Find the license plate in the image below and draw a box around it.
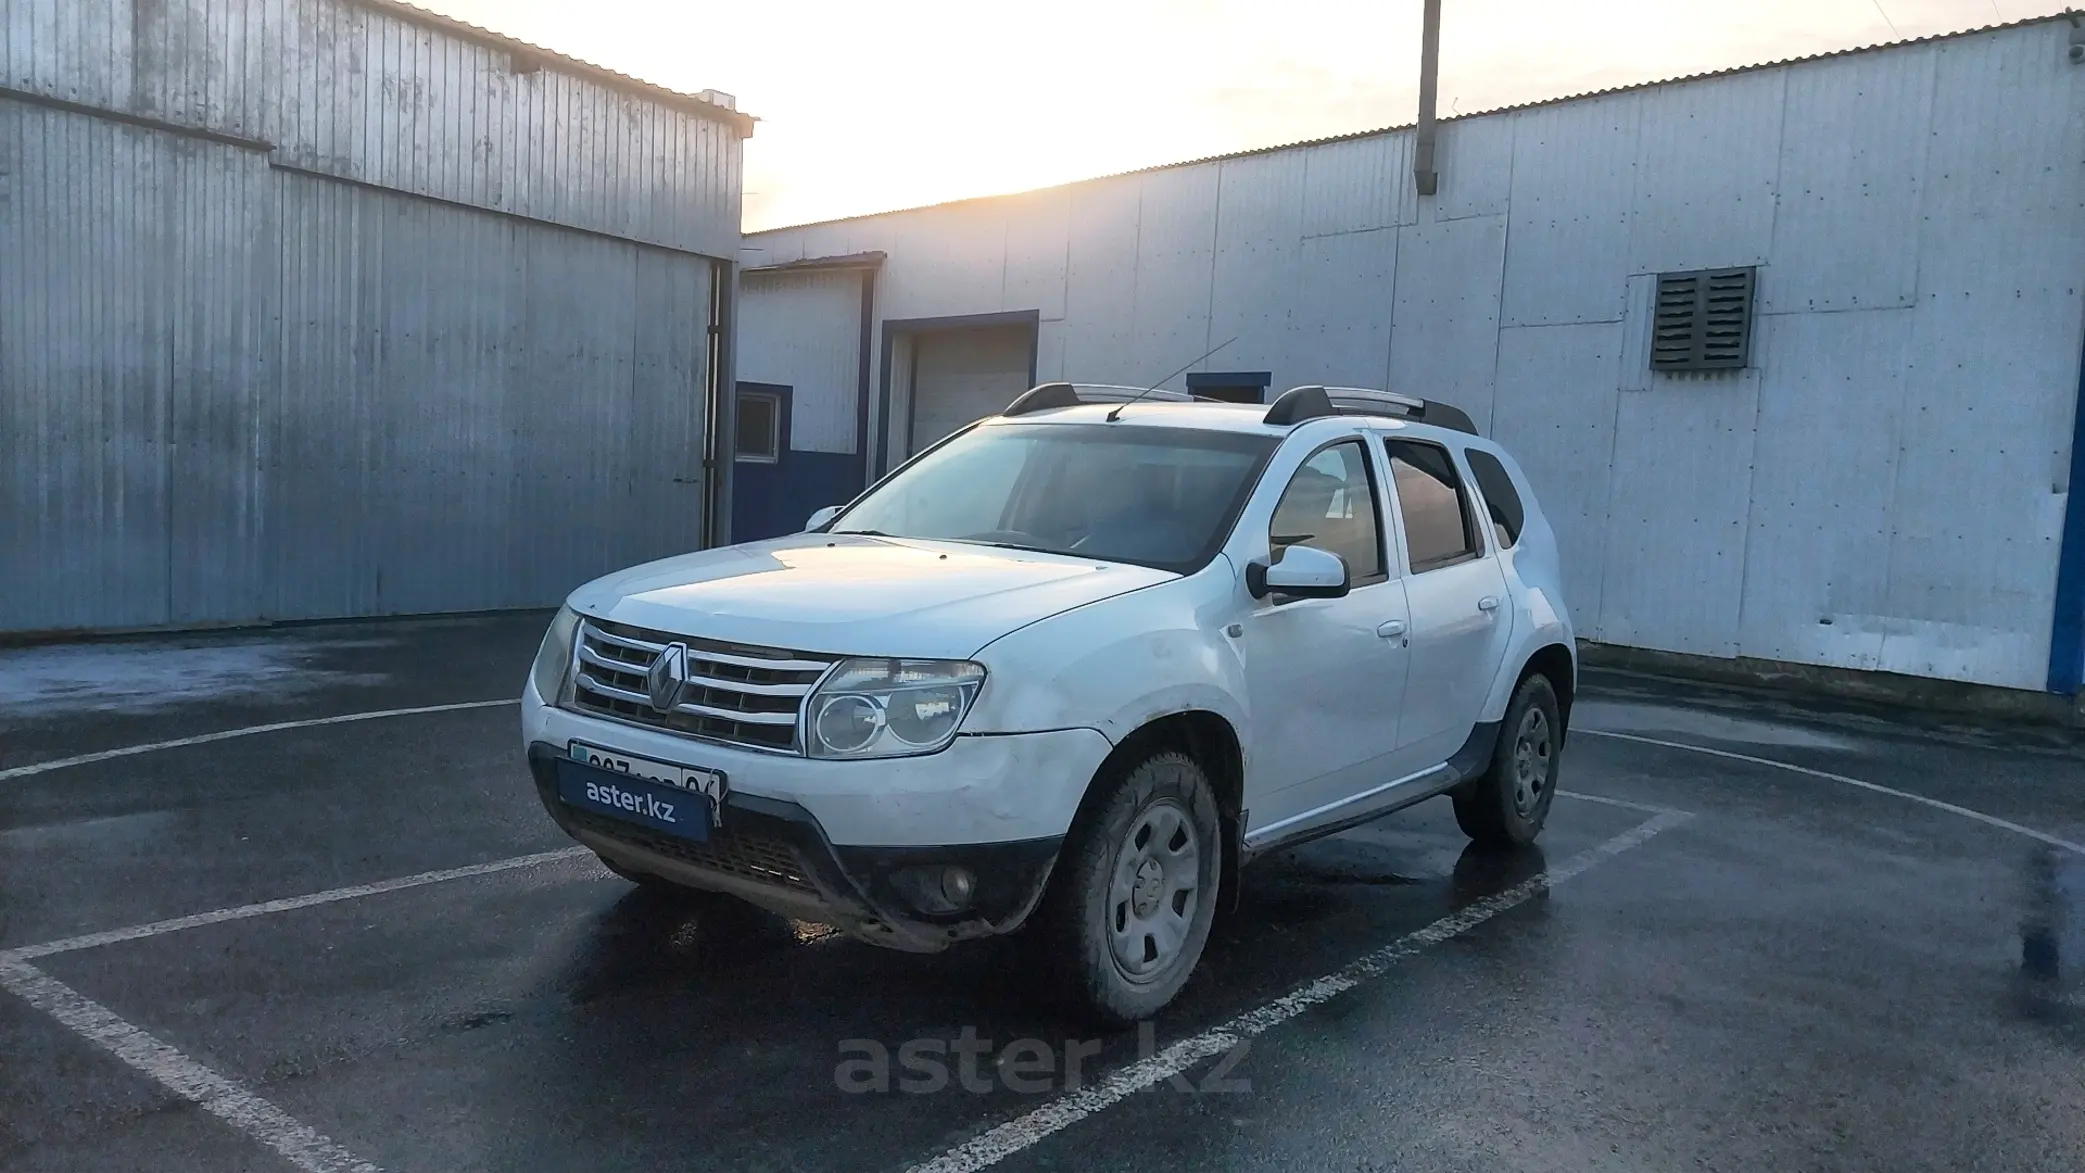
[565,742,727,822]
[556,760,712,842]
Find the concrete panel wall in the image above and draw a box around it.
[743,19,2085,690]
[1738,308,1912,669]
[1058,179,1147,386]
[1287,228,1395,389]
[1208,153,1307,381]
[1490,322,1624,628]
[1128,167,1220,379]
[1762,46,1933,313]
[1389,214,1507,431]
[1500,93,1637,329]
[1872,28,2085,685]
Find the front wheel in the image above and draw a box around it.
[1031,750,1222,1028]
[1453,674,1562,848]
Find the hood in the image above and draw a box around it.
[566,533,1175,659]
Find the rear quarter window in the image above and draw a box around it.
[1464,449,1525,549]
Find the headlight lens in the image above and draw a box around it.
[813,694,884,753]
[805,659,986,758]
[529,605,581,703]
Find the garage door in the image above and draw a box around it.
[907,324,1036,457]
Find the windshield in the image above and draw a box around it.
[830,423,1279,572]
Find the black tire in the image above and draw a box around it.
[1453,673,1563,849]
[1031,750,1223,1028]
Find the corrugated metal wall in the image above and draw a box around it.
[272,171,711,620]
[743,19,2085,692]
[1,100,274,630]
[0,0,739,257]
[1,0,737,633]
[738,270,863,454]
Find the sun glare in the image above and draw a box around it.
[412,0,2035,230]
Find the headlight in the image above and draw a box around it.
[805,659,986,758]
[529,605,581,703]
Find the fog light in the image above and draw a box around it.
[940,866,976,907]
[891,864,978,915]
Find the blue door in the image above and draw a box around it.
[730,383,863,543]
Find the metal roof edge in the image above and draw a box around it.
[744,250,889,273]
[747,11,2069,235]
[352,0,757,136]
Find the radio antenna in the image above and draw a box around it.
[1106,336,1238,421]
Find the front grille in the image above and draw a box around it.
[567,618,832,752]
[568,809,818,894]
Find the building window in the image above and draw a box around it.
[1651,266,1756,372]
[1463,449,1524,550]
[1383,439,1480,573]
[735,389,781,463]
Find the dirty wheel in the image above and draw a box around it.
[1033,750,1222,1028]
[1454,673,1562,848]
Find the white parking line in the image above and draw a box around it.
[1579,728,2085,858]
[905,809,1690,1173]
[1557,789,1687,816]
[0,845,600,1173]
[0,704,1688,1173]
[0,698,520,783]
[1,846,595,963]
[1,960,381,1173]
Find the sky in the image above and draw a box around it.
[413,0,2051,232]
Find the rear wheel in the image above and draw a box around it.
[1032,750,1222,1028]
[1453,674,1562,848]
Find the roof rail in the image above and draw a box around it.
[1003,382,1199,416]
[1262,385,1479,435]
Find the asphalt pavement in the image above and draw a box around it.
[2,613,2081,1173]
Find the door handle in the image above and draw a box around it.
[1377,619,1407,639]
[1477,596,1500,613]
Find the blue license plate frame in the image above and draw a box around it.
[555,758,713,842]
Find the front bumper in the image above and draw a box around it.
[521,681,1116,949]
[527,744,1062,951]
[523,685,1110,846]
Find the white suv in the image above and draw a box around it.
[522,383,1576,1024]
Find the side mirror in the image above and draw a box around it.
[1246,545,1350,601]
[804,505,843,532]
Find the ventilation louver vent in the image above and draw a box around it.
[1650,267,1756,373]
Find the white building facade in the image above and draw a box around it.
[739,16,2085,697]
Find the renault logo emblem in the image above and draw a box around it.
[647,643,689,712]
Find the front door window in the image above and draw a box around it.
[1268,440,1386,584]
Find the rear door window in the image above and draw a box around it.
[1382,438,1481,573]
